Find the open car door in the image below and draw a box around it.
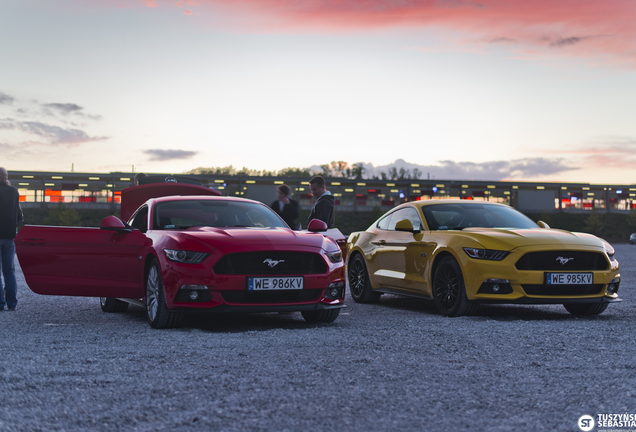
[16,219,149,298]
[120,182,222,222]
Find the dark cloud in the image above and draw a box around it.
[143,149,198,161]
[438,0,485,8]
[0,119,108,145]
[549,36,590,48]
[491,37,516,44]
[42,103,83,115]
[355,158,575,181]
[0,92,15,105]
[38,102,101,120]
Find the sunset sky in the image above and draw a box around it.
[1,0,635,184]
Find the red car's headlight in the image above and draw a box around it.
[164,249,209,264]
[326,250,343,263]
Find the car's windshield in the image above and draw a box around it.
[422,203,539,230]
[153,200,288,230]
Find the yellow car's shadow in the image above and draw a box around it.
[367,294,617,321]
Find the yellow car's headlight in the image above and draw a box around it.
[602,241,616,261]
[463,248,508,261]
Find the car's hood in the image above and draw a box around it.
[458,228,606,251]
[155,227,333,252]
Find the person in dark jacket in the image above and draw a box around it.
[0,167,24,311]
[307,175,335,228]
[270,184,300,230]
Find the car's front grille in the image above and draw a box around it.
[214,252,327,275]
[221,289,322,304]
[521,284,604,296]
[515,251,608,271]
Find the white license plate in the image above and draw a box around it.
[247,277,304,290]
[546,272,593,285]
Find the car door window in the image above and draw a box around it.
[386,207,423,231]
[377,213,392,230]
[130,206,149,233]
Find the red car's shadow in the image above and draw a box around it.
[125,304,343,332]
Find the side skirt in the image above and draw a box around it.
[375,288,433,301]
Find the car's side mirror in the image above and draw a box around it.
[395,219,420,233]
[537,220,550,229]
[307,219,328,232]
[100,215,133,232]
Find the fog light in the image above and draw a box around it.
[478,279,513,295]
[189,291,199,300]
[607,278,620,294]
[325,281,345,299]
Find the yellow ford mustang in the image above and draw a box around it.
[346,200,621,317]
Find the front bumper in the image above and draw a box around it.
[470,296,622,305]
[171,301,346,314]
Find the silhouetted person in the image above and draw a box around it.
[270,184,300,230]
[134,172,148,186]
[307,175,335,228]
[0,167,23,311]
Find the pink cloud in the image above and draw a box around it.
[191,0,636,67]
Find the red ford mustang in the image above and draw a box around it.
[16,183,346,328]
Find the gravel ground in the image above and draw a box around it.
[1,245,635,432]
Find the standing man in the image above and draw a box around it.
[307,175,335,228]
[270,184,300,230]
[0,167,23,311]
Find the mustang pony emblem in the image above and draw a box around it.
[555,256,574,265]
[263,259,285,268]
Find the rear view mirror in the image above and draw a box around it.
[395,219,419,233]
[100,216,132,232]
[307,219,328,232]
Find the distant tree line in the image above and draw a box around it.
[186,161,422,181]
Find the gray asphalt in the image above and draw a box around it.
[1,245,635,432]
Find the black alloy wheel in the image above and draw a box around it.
[348,254,381,304]
[432,256,475,317]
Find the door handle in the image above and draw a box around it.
[372,240,386,245]
[20,238,46,245]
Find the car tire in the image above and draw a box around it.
[433,255,475,317]
[563,303,609,316]
[100,297,129,312]
[301,308,341,323]
[348,253,381,304]
[146,259,183,329]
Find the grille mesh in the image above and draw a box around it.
[515,251,608,271]
[214,252,327,275]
